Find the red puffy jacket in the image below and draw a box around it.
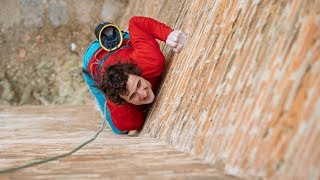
[87,16,173,131]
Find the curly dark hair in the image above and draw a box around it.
[95,61,142,105]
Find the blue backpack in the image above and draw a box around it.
[82,23,130,134]
[83,22,130,81]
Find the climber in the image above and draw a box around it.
[83,16,186,134]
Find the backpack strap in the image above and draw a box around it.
[83,40,100,80]
[82,68,94,79]
[97,45,132,77]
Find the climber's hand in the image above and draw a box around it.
[166,30,187,53]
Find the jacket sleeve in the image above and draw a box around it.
[129,16,173,42]
[129,16,173,75]
[108,102,145,131]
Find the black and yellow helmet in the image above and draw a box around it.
[94,22,123,51]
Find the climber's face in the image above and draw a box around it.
[120,74,155,105]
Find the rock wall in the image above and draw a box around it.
[1,0,319,179]
[120,0,319,179]
[0,105,237,179]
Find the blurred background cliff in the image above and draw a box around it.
[0,0,129,105]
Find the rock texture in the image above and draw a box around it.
[0,0,319,179]
[0,106,237,180]
[119,0,319,179]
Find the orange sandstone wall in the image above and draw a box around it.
[121,0,319,179]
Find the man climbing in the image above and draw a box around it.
[83,16,186,134]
